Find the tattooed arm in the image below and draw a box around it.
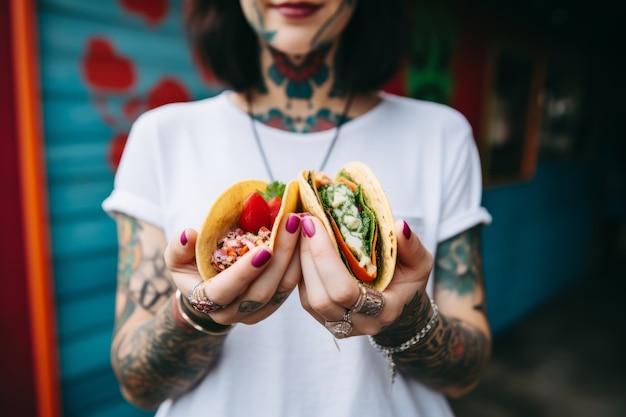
[372,225,491,398]
[111,214,227,410]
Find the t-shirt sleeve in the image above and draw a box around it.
[437,113,492,242]
[102,112,164,228]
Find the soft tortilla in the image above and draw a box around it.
[196,179,300,280]
[298,161,396,291]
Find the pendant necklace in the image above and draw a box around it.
[246,91,355,182]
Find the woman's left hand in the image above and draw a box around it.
[298,215,433,337]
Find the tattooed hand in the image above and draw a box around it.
[373,225,492,398]
[165,214,302,327]
[299,217,433,338]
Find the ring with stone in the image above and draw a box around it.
[324,309,353,339]
[188,280,228,314]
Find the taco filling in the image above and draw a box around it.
[212,227,271,272]
[314,172,380,283]
[208,181,286,272]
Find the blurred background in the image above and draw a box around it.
[1,0,624,416]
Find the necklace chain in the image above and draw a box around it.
[246,92,355,182]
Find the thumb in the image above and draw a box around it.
[164,228,198,271]
[395,219,433,278]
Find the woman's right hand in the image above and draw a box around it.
[164,213,303,326]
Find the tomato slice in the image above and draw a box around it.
[267,196,282,226]
[240,192,271,233]
[327,209,377,283]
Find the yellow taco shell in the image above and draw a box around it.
[196,179,299,280]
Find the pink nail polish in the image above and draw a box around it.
[301,217,316,238]
[252,249,272,267]
[286,214,300,234]
[180,230,188,245]
[402,220,411,240]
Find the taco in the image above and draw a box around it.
[196,180,300,280]
[298,161,396,292]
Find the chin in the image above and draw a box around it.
[270,43,311,56]
[268,30,325,56]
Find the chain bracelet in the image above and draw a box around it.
[368,299,439,383]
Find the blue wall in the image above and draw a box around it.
[482,161,596,333]
[38,0,219,416]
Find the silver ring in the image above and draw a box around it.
[188,281,228,314]
[351,285,385,317]
[324,309,353,339]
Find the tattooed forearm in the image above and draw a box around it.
[435,225,487,311]
[372,226,490,393]
[372,291,490,392]
[375,295,489,388]
[373,291,432,346]
[112,214,225,409]
[114,215,175,332]
[133,250,173,311]
[114,215,142,334]
[392,315,490,391]
[113,299,226,410]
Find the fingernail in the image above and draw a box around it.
[180,230,188,245]
[301,217,316,238]
[402,220,412,240]
[286,214,301,233]
[252,249,272,267]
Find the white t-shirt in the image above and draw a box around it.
[103,91,491,417]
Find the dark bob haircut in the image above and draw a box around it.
[184,0,410,94]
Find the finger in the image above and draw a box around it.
[254,243,302,313]
[300,218,381,336]
[299,232,332,319]
[238,253,302,324]
[164,228,201,291]
[279,238,303,291]
[297,275,326,325]
[227,213,302,314]
[299,215,360,318]
[299,216,336,320]
[193,213,302,323]
[395,219,433,281]
[301,215,361,307]
[372,220,432,325]
[201,244,273,306]
[254,213,302,291]
[164,228,196,269]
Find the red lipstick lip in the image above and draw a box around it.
[272,2,322,19]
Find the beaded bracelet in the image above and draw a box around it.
[368,299,439,384]
[175,289,234,336]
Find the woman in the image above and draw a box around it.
[102,0,493,415]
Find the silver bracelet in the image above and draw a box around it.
[175,289,234,336]
[368,299,439,384]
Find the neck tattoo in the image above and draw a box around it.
[268,45,331,105]
[246,92,355,182]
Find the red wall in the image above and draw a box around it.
[0,2,37,416]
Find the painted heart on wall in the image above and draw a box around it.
[119,0,168,25]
